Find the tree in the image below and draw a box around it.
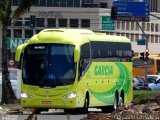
[0,0,35,104]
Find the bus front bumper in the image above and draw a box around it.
[21,94,83,109]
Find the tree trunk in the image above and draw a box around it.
[1,0,17,104]
[1,25,17,104]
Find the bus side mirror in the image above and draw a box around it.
[74,47,80,63]
[15,44,25,62]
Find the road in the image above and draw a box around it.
[0,108,102,120]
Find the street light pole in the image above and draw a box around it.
[134,18,148,82]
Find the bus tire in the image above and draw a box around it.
[101,93,118,113]
[113,93,118,111]
[35,108,42,114]
[81,97,89,114]
[118,96,124,107]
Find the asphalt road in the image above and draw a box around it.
[0,108,102,120]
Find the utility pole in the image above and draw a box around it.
[134,18,148,82]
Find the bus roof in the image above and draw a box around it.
[88,34,130,43]
[27,28,131,46]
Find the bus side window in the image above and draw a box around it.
[79,58,90,79]
[79,42,91,80]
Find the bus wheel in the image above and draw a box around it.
[35,108,42,114]
[119,96,124,107]
[113,94,118,111]
[80,97,88,114]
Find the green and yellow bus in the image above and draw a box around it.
[15,28,133,114]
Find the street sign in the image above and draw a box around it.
[7,37,28,49]
[112,1,149,21]
[101,16,115,30]
[9,60,14,66]
[133,59,154,68]
[116,16,149,21]
[137,39,145,45]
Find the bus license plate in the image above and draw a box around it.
[42,100,51,104]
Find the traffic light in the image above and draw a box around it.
[30,15,36,28]
[145,49,149,60]
[140,52,145,60]
[111,6,117,20]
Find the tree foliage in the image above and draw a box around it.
[0,0,35,104]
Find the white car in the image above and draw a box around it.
[147,75,160,91]
[133,77,149,90]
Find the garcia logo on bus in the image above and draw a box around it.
[94,65,113,75]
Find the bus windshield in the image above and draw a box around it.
[22,44,76,88]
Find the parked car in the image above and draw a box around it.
[147,75,160,91]
[133,77,149,90]
[147,75,158,83]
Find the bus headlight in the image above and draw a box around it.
[64,91,76,98]
[21,92,32,98]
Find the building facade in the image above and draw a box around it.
[1,0,160,67]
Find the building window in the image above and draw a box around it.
[126,22,130,30]
[147,23,150,31]
[155,35,158,43]
[67,0,73,7]
[25,18,30,26]
[135,34,139,41]
[7,29,11,37]
[54,0,60,6]
[151,35,154,43]
[126,33,129,38]
[33,0,40,6]
[131,34,134,42]
[116,32,120,36]
[25,29,33,38]
[121,21,125,30]
[136,23,139,31]
[47,0,53,6]
[74,0,80,7]
[121,33,125,36]
[36,30,42,34]
[151,23,154,32]
[70,19,78,27]
[82,0,93,3]
[81,19,90,28]
[117,21,120,29]
[59,18,67,27]
[40,0,46,6]
[13,29,22,38]
[12,0,19,6]
[60,0,66,7]
[109,32,114,35]
[7,19,11,26]
[155,24,159,32]
[36,18,45,27]
[47,18,56,27]
[14,18,22,26]
[142,22,146,31]
[131,22,134,30]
